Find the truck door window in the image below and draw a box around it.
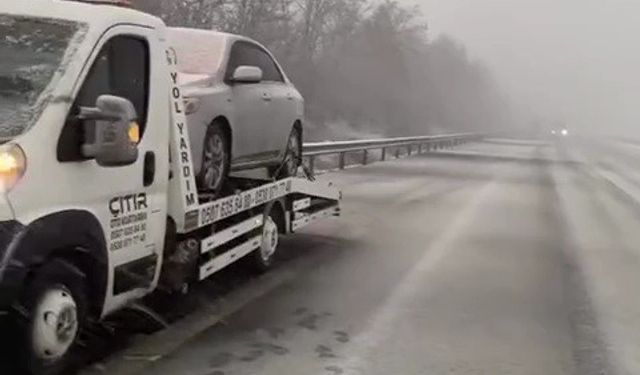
[58,35,150,162]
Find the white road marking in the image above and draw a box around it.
[329,177,498,375]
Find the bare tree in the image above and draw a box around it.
[132,0,510,139]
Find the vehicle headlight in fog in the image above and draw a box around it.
[551,130,556,135]
[0,143,26,192]
[561,129,569,136]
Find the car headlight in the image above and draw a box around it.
[184,97,201,115]
[0,144,26,192]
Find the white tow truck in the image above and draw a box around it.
[0,2,340,374]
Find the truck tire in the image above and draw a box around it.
[199,121,230,195]
[17,259,88,375]
[273,126,302,179]
[250,211,281,272]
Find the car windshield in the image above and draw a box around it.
[167,28,226,80]
[0,15,86,140]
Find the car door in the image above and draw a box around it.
[225,41,273,166]
[252,46,295,160]
[53,27,168,315]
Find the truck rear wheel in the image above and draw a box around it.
[250,212,281,272]
[17,259,87,375]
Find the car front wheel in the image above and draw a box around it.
[199,122,230,195]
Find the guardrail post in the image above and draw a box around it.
[381,147,386,161]
[395,148,400,158]
[339,152,346,170]
[308,156,315,174]
[362,150,368,165]
[407,145,412,156]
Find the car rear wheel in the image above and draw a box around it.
[275,126,302,178]
[199,122,230,195]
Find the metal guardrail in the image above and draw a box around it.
[302,133,482,173]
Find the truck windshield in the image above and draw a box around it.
[0,15,86,139]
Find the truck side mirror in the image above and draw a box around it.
[79,95,140,167]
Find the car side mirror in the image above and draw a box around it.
[231,66,263,84]
[78,95,139,167]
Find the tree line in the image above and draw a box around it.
[133,0,510,140]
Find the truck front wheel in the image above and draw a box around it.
[18,259,87,375]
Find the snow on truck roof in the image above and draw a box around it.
[1,0,164,30]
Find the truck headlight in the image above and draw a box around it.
[0,144,26,192]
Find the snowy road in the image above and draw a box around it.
[85,138,640,375]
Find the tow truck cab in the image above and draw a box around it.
[0,2,173,317]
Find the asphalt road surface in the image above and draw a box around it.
[89,138,640,375]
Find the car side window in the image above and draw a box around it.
[253,47,284,83]
[226,42,253,81]
[58,35,150,162]
[226,41,284,83]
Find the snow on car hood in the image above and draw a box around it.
[177,72,213,86]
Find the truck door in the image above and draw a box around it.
[55,26,169,315]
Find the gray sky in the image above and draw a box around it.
[403,0,640,134]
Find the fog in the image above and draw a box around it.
[134,0,511,140]
[405,0,640,136]
[133,0,640,139]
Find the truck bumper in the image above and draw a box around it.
[0,221,26,311]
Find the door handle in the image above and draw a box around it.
[262,92,272,102]
[286,92,294,101]
[144,151,155,187]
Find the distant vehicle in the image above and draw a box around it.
[167,28,305,194]
[550,128,569,137]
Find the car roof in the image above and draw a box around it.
[167,27,267,48]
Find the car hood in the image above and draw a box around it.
[178,72,213,86]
